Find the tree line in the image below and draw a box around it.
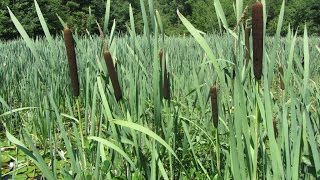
[0,0,319,40]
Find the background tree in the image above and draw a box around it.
[0,0,319,40]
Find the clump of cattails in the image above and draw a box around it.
[159,49,170,100]
[63,26,80,97]
[278,65,285,90]
[103,48,122,101]
[252,1,263,80]
[210,86,218,128]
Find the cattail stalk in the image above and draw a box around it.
[210,86,218,128]
[103,48,122,101]
[64,26,87,167]
[252,1,263,80]
[64,26,80,97]
[159,49,170,100]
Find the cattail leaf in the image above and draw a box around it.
[177,10,225,89]
[97,76,113,120]
[0,107,38,117]
[282,106,292,178]
[103,0,111,34]
[126,44,148,77]
[262,80,284,179]
[156,10,164,41]
[302,25,310,101]
[292,126,302,180]
[286,31,298,88]
[22,131,55,180]
[148,0,155,31]
[6,129,55,180]
[34,0,54,47]
[129,4,136,36]
[7,7,40,61]
[139,0,149,35]
[267,0,285,86]
[276,0,285,37]
[235,0,243,22]
[61,113,79,123]
[156,151,170,180]
[48,93,79,173]
[213,0,229,29]
[305,110,320,176]
[111,120,182,164]
[109,19,116,47]
[56,13,66,28]
[181,121,210,179]
[88,136,135,168]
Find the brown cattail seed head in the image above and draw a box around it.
[163,72,170,100]
[64,26,80,97]
[159,49,170,100]
[252,1,263,80]
[245,27,251,66]
[273,118,278,138]
[159,48,163,68]
[278,66,285,90]
[103,48,122,101]
[210,86,218,128]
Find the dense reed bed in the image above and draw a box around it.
[1,0,320,179]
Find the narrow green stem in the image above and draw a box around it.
[216,129,221,178]
[76,98,87,169]
[252,81,260,180]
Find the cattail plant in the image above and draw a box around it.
[210,86,218,128]
[252,1,263,80]
[63,26,80,97]
[251,3,264,177]
[103,48,122,101]
[159,49,170,100]
[64,26,86,165]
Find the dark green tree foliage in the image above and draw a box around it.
[109,0,130,33]
[0,0,61,39]
[0,0,319,40]
[290,0,320,35]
